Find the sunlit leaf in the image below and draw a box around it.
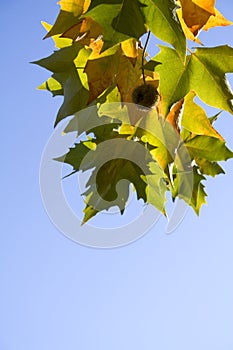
[154,45,233,116]
[204,8,233,31]
[142,0,186,61]
[84,0,147,51]
[195,158,225,177]
[182,91,224,140]
[44,0,91,39]
[185,136,233,162]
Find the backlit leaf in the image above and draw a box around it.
[141,0,186,61]
[44,0,91,39]
[84,0,147,51]
[182,91,224,140]
[154,45,233,116]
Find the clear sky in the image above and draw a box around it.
[1,1,233,349]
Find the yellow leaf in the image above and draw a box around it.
[117,53,142,103]
[182,91,225,141]
[204,9,233,31]
[121,39,138,59]
[58,0,91,16]
[176,7,202,43]
[41,21,72,48]
[89,38,104,54]
[192,0,215,15]
[179,0,213,36]
[61,17,102,45]
[84,48,121,103]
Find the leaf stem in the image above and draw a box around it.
[142,30,151,84]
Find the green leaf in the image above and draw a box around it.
[154,45,233,116]
[189,166,207,215]
[195,158,225,177]
[81,133,150,224]
[41,21,72,49]
[154,46,189,116]
[54,69,89,126]
[141,161,167,214]
[32,43,82,73]
[85,0,147,51]
[82,158,148,223]
[143,60,161,71]
[185,136,233,162]
[55,140,96,172]
[141,0,186,61]
[64,105,122,138]
[33,43,91,125]
[172,165,207,215]
[189,45,233,114]
[44,11,82,39]
[136,110,180,169]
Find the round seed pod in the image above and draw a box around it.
[132,83,159,108]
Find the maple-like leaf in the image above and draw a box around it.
[179,0,215,37]
[154,45,233,116]
[41,21,73,49]
[142,0,186,61]
[172,159,206,215]
[33,43,91,125]
[181,91,224,140]
[135,110,180,170]
[60,17,103,47]
[142,161,167,214]
[36,0,233,223]
[82,157,149,223]
[177,0,232,41]
[195,158,225,177]
[84,46,121,103]
[204,8,233,31]
[55,140,96,173]
[44,0,91,39]
[81,137,153,223]
[185,136,233,162]
[37,76,63,97]
[84,0,147,51]
[188,166,207,215]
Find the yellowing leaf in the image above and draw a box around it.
[166,99,184,134]
[179,0,213,36]
[37,76,63,97]
[84,0,147,52]
[182,91,224,141]
[41,21,72,48]
[84,48,121,103]
[60,17,102,45]
[58,0,91,16]
[192,0,215,15]
[204,9,233,31]
[121,39,138,59]
[176,7,202,44]
[44,0,91,39]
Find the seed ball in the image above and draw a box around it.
[132,83,159,108]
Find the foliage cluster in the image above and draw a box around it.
[35,0,233,223]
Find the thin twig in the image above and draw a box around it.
[142,30,151,84]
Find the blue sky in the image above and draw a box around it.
[1,1,233,349]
